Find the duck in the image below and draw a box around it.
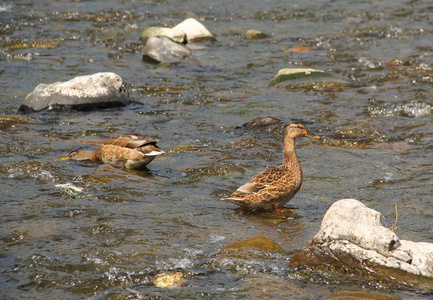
[221,121,319,211]
[68,134,164,169]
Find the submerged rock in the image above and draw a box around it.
[142,37,198,64]
[140,18,214,43]
[270,68,352,88]
[290,199,433,289]
[239,275,314,299]
[223,235,285,254]
[241,115,282,130]
[244,29,269,39]
[18,72,130,113]
[325,291,396,300]
[0,115,36,131]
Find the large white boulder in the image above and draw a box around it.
[291,199,433,287]
[19,72,130,113]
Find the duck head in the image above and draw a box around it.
[284,121,320,140]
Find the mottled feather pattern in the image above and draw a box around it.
[103,134,159,149]
[222,122,319,211]
[69,134,164,169]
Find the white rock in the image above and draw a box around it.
[309,199,433,278]
[19,72,129,113]
[172,18,214,42]
[313,199,400,253]
[399,240,433,277]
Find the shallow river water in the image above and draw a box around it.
[1,0,432,299]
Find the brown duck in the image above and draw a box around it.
[69,134,164,169]
[222,122,319,211]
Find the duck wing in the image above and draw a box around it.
[233,166,287,195]
[103,134,160,149]
[235,181,268,194]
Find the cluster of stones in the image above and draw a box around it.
[16,17,433,291]
[18,18,353,113]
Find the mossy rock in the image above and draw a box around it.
[222,235,285,253]
[270,68,352,88]
[244,29,270,39]
[139,27,186,43]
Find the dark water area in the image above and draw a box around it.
[1,0,432,298]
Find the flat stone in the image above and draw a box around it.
[222,235,285,253]
[18,72,130,113]
[270,68,352,88]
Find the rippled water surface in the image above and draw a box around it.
[1,0,432,298]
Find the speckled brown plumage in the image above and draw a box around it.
[69,134,164,169]
[222,122,319,211]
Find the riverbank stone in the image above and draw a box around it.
[140,18,214,43]
[290,199,433,289]
[18,72,130,113]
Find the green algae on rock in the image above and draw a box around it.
[244,29,270,39]
[140,18,214,43]
[270,68,352,88]
[222,235,285,254]
[140,27,187,43]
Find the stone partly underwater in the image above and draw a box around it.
[290,199,433,290]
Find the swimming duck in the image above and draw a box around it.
[221,121,319,211]
[69,134,164,169]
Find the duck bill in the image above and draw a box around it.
[306,131,320,139]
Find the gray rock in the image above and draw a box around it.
[290,199,433,287]
[142,37,198,64]
[241,116,282,130]
[18,72,130,113]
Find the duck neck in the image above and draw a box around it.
[282,138,301,170]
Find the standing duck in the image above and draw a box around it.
[222,121,319,211]
[69,134,164,169]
